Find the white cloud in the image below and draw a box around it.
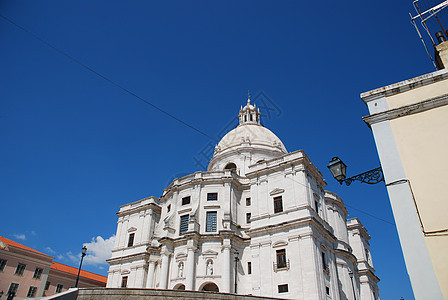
[13,234,26,241]
[45,247,56,255]
[83,235,115,266]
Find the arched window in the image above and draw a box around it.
[224,162,237,171]
[200,282,219,292]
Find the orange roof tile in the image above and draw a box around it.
[0,236,51,257]
[51,262,107,283]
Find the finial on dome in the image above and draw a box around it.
[247,90,251,104]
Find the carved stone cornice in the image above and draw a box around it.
[363,93,448,126]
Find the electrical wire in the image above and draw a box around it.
[0,13,395,227]
[0,13,218,143]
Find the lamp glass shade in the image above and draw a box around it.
[82,246,87,255]
[328,157,347,181]
[234,251,239,259]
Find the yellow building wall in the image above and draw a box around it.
[388,99,448,299]
[386,79,448,109]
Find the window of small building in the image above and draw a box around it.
[180,215,189,234]
[33,267,43,279]
[206,212,217,232]
[121,277,128,288]
[182,196,191,205]
[44,281,51,291]
[246,213,251,224]
[0,259,7,272]
[167,204,171,212]
[278,284,288,293]
[276,249,287,268]
[15,263,26,276]
[56,284,64,293]
[27,286,38,298]
[127,233,135,247]
[326,286,330,295]
[8,283,19,296]
[273,196,283,213]
[207,193,218,201]
[247,262,252,274]
[246,197,251,206]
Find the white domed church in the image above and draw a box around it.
[106,99,380,300]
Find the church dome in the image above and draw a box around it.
[208,98,287,175]
[217,123,287,154]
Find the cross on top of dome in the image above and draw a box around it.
[238,95,261,126]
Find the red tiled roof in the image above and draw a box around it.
[51,262,107,283]
[0,236,51,257]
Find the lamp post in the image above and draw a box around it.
[75,246,87,288]
[348,269,357,300]
[234,250,239,294]
[328,157,384,186]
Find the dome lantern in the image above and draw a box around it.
[238,96,261,126]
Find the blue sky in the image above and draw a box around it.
[0,1,437,298]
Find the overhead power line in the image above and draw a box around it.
[0,13,395,227]
[0,13,218,143]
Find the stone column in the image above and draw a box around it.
[185,241,197,290]
[222,243,231,293]
[159,247,171,289]
[135,265,147,288]
[146,260,156,288]
[141,210,153,243]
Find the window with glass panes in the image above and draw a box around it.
[27,286,38,298]
[56,284,63,293]
[276,249,287,268]
[206,211,217,232]
[182,196,191,205]
[15,263,26,276]
[33,267,43,279]
[127,233,135,247]
[8,283,19,296]
[274,196,283,213]
[0,259,7,272]
[180,215,189,234]
[207,193,218,201]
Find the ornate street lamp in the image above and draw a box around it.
[234,250,239,294]
[328,157,384,186]
[75,246,87,288]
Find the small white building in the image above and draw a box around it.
[106,100,380,299]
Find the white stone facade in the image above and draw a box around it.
[107,100,380,299]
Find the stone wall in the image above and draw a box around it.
[77,288,283,300]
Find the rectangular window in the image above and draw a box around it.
[206,211,217,232]
[180,215,189,234]
[278,284,288,293]
[207,193,218,201]
[326,286,330,295]
[246,197,251,206]
[182,196,191,205]
[27,286,37,298]
[247,262,252,274]
[56,284,63,293]
[15,263,26,276]
[45,281,51,291]
[322,252,328,270]
[246,213,251,224]
[274,196,283,213]
[121,276,128,288]
[0,259,7,272]
[127,233,135,247]
[8,283,19,296]
[33,267,43,279]
[315,200,319,213]
[276,249,287,268]
[167,204,171,212]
